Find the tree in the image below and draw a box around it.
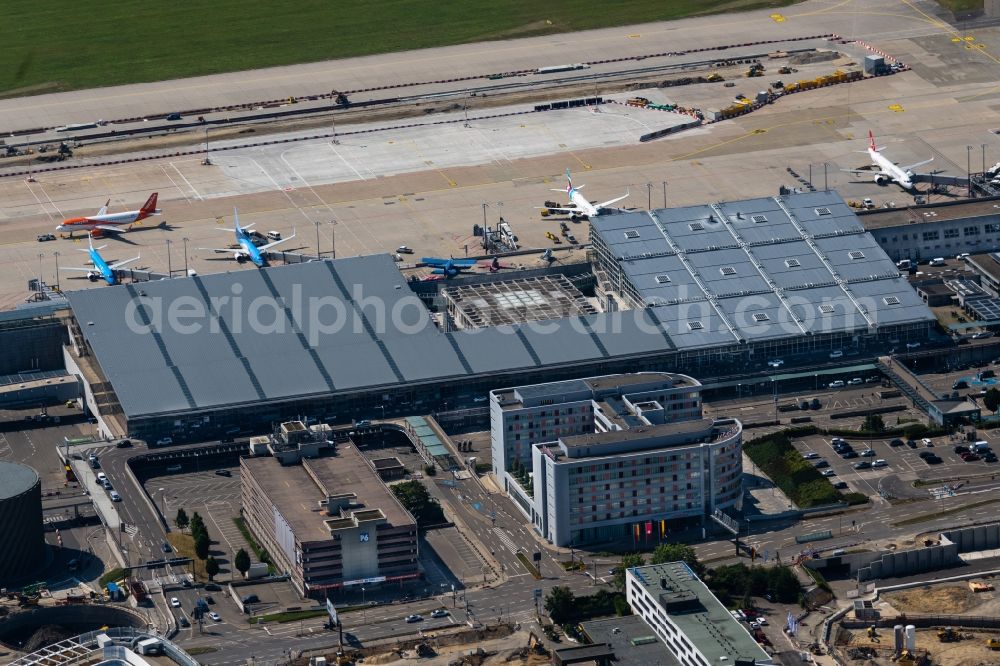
[861,413,885,432]
[650,542,702,575]
[544,586,576,625]
[424,464,437,477]
[985,387,1000,416]
[205,556,220,581]
[190,512,206,540]
[769,565,802,604]
[175,508,189,533]
[613,553,646,591]
[194,530,210,561]
[391,480,445,527]
[234,548,251,577]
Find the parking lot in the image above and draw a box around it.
[791,431,999,499]
[145,463,256,575]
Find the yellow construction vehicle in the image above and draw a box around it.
[867,626,878,639]
[937,626,960,642]
[746,63,765,77]
[706,73,723,82]
[897,649,916,663]
[987,638,1000,650]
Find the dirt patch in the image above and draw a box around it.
[883,585,978,614]
[841,627,1000,666]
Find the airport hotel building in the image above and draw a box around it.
[490,372,743,547]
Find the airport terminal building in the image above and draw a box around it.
[60,191,934,442]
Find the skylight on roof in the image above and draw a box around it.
[720,266,737,276]
[849,250,866,260]
[688,321,704,331]
[689,223,704,232]
[819,304,835,314]
[883,296,901,306]
[752,312,770,323]
[655,274,671,284]
[785,259,801,268]
[751,214,768,223]
[624,230,640,239]
[815,207,832,216]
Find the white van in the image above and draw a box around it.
[829,350,844,359]
[828,380,846,389]
[928,257,946,267]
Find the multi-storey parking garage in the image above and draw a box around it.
[60,192,935,442]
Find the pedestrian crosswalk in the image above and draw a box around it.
[492,527,518,554]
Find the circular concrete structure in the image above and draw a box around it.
[0,461,44,583]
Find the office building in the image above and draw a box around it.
[627,562,773,666]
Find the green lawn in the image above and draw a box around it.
[2,0,797,96]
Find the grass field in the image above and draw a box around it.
[2,1,797,96]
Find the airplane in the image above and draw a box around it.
[421,257,478,277]
[62,236,140,285]
[199,209,296,267]
[56,193,162,237]
[539,169,629,220]
[841,131,933,191]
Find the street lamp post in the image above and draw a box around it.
[166,239,173,278]
[158,488,166,518]
[646,182,652,210]
[967,145,973,197]
[53,251,60,290]
[37,253,44,290]
[182,238,189,276]
[314,220,321,259]
[662,180,667,208]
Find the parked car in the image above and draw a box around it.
[828,380,845,388]
[848,378,863,385]
[833,481,849,489]
[161,542,172,553]
[768,359,784,368]
[985,454,998,463]
[906,342,921,350]
[890,438,904,447]
[925,455,943,465]
[214,469,231,477]
[799,400,810,410]
[813,460,829,469]
[396,246,414,254]
[922,438,933,447]
[841,451,859,459]
[830,350,844,359]
[266,231,282,240]
[116,439,132,448]
[861,449,876,457]
[955,445,970,454]
[803,452,820,460]
[822,469,836,477]
[209,612,221,622]
[166,113,183,121]
[179,617,190,628]
[157,437,174,446]
[853,461,872,470]
[918,451,934,459]
[430,609,449,618]
[906,440,918,449]
[405,614,423,623]
[810,398,822,410]
[109,490,122,501]
[962,453,981,462]
[872,459,889,468]
[170,597,181,608]
[953,380,969,390]
[37,233,57,242]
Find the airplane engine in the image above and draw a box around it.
[874,174,889,185]
[235,253,247,264]
[87,272,99,282]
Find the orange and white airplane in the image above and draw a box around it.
[56,193,161,237]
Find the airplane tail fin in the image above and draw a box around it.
[868,130,878,153]
[140,192,158,215]
[566,168,573,194]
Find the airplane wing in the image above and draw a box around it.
[421,257,448,266]
[198,246,243,254]
[840,167,886,175]
[596,191,630,209]
[259,230,296,252]
[110,255,141,270]
[92,224,126,233]
[62,266,97,273]
[901,157,933,172]
[450,259,478,267]
[96,199,110,216]
[536,206,579,215]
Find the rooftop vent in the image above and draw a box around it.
[720,266,737,276]
[819,304,835,314]
[785,258,801,268]
[752,312,770,322]
[849,250,866,260]
[883,296,901,305]
[624,230,640,239]
[751,214,768,223]
[688,321,704,331]
[689,222,704,232]
[655,274,671,284]
[815,207,832,216]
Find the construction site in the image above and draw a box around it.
[832,577,1000,665]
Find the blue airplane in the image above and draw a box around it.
[63,236,140,285]
[421,257,478,278]
[201,208,295,267]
